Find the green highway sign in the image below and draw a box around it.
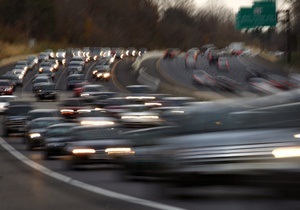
[236,0,277,30]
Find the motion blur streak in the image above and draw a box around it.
[0,138,186,210]
[272,147,300,158]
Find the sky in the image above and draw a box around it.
[194,0,288,13]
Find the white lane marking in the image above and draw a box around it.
[0,138,185,210]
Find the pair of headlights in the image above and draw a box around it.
[72,148,134,155]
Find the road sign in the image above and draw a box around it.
[236,8,254,29]
[235,0,277,30]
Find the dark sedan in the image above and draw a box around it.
[0,80,14,95]
[25,117,64,150]
[34,82,58,101]
[63,125,133,170]
[43,123,79,159]
[192,70,216,86]
[66,74,86,90]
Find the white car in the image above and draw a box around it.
[0,95,18,113]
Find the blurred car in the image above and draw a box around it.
[192,70,216,86]
[0,79,14,95]
[146,128,300,194]
[126,85,153,94]
[66,66,82,76]
[163,48,180,59]
[25,117,64,150]
[38,67,55,80]
[56,49,66,65]
[78,84,106,98]
[67,60,85,72]
[66,74,86,90]
[27,108,61,123]
[215,76,241,92]
[92,92,118,108]
[0,74,20,88]
[45,49,55,59]
[72,48,83,57]
[64,125,133,170]
[48,59,59,71]
[125,47,137,57]
[248,77,282,95]
[207,50,219,64]
[38,52,49,63]
[91,48,101,60]
[82,47,91,61]
[43,123,79,159]
[138,48,147,57]
[39,61,54,72]
[58,98,91,119]
[27,55,38,70]
[266,74,295,90]
[34,82,58,101]
[217,57,230,71]
[3,103,34,137]
[14,60,29,72]
[0,95,17,114]
[32,75,53,92]
[76,109,116,126]
[185,48,200,67]
[120,111,163,128]
[94,69,111,81]
[69,56,86,65]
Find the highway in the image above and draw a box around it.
[0,53,299,210]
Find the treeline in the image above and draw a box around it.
[0,0,296,51]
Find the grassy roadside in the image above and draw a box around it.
[276,52,300,73]
[0,41,70,60]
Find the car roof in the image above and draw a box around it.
[29,109,58,113]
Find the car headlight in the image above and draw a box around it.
[93,70,98,75]
[4,87,12,91]
[105,148,135,154]
[80,93,90,97]
[29,133,41,138]
[72,148,96,154]
[60,109,74,114]
[103,72,110,78]
[39,68,43,72]
[97,73,103,78]
[272,147,300,158]
[80,121,115,126]
[121,115,159,119]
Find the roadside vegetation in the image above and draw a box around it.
[0,0,298,66]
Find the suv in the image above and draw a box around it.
[3,103,34,137]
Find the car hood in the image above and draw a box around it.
[27,128,47,134]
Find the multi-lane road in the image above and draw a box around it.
[0,53,299,210]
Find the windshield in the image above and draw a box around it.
[46,126,74,137]
[73,128,120,140]
[29,119,60,129]
[7,106,32,116]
